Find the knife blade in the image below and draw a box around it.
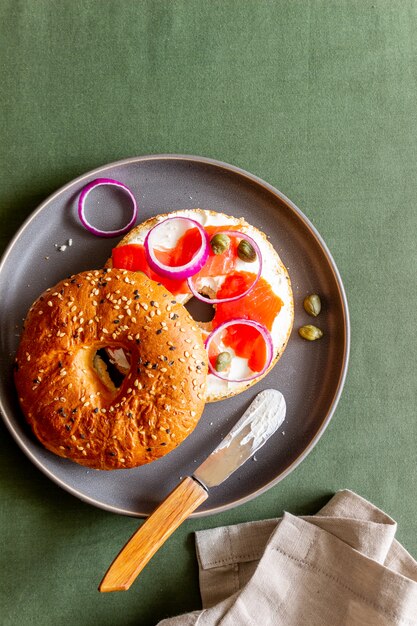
[99,389,286,592]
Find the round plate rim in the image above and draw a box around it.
[0,153,350,518]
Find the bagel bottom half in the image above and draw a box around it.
[14,269,207,470]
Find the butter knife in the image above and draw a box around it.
[99,388,286,592]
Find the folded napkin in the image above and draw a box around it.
[158,490,417,625]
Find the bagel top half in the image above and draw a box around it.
[109,209,294,402]
[14,268,207,470]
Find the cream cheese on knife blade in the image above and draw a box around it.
[194,389,286,488]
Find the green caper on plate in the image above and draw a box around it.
[298,325,323,341]
[303,293,322,317]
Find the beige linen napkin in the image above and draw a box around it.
[158,490,417,625]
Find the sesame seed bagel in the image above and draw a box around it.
[14,268,207,470]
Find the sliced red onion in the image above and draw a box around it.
[205,319,273,382]
[78,178,138,238]
[187,231,262,304]
[144,217,209,279]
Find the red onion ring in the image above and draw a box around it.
[144,217,209,279]
[187,230,262,304]
[205,319,274,382]
[78,178,138,238]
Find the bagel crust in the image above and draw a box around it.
[14,269,207,470]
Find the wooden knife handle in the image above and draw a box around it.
[99,476,208,592]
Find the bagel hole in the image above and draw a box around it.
[185,297,215,323]
[93,347,131,389]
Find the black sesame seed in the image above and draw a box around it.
[150,301,156,306]
[134,289,139,294]
[80,434,86,439]
[169,346,176,351]
[165,428,170,434]
[58,361,62,368]
[144,361,150,367]
[71,408,78,414]
[162,356,168,361]
[57,407,63,414]
[100,299,105,304]
[161,442,167,446]
[134,295,140,300]
[108,451,116,457]
[171,300,176,304]
[101,281,107,287]
[127,412,133,418]
[113,319,120,324]
[65,424,71,431]
[136,338,141,344]
[169,361,174,366]
[93,408,99,413]
[171,313,179,320]
[156,329,162,335]
[70,279,76,283]
[32,378,40,384]
[152,363,158,369]
[146,447,152,452]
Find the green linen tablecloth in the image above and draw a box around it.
[1,1,416,624]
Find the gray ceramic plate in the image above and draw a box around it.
[0,155,349,517]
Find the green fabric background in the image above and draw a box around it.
[1,1,416,624]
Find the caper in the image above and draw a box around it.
[237,239,257,263]
[210,233,231,255]
[215,351,232,372]
[298,325,323,341]
[303,294,321,317]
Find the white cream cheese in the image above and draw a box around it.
[123,209,293,399]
